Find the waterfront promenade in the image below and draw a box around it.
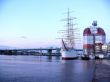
[93,60,110,82]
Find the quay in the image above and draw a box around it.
[93,60,110,82]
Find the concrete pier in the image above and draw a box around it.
[93,60,110,82]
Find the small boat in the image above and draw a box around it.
[95,54,104,59]
[81,55,90,60]
[89,55,95,59]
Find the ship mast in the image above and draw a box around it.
[61,8,77,49]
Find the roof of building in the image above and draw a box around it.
[83,27,105,36]
[83,28,92,35]
[96,27,105,35]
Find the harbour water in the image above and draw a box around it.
[0,55,95,82]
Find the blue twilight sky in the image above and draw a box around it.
[0,0,110,48]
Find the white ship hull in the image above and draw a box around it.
[60,9,78,60]
[61,49,78,60]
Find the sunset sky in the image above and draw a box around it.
[0,0,110,48]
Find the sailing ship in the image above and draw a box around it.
[60,9,78,60]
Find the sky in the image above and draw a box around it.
[0,0,110,49]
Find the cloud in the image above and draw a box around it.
[18,36,27,39]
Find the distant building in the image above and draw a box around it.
[102,42,110,53]
[83,21,106,55]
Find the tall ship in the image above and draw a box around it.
[60,9,78,60]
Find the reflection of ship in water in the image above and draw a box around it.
[60,9,78,60]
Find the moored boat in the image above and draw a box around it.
[61,49,78,60]
[60,9,78,60]
[81,55,90,60]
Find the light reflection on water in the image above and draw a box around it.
[0,55,61,63]
[0,55,95,82]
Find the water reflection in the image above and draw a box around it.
[47,56,52,62]
[0,55,95,82]
[61,61,75,82]
[61,60,95,82]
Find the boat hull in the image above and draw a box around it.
[62,57,78,60]
[61,49,78,60]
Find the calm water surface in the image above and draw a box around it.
[0,55,95,82]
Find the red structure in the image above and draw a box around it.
[83,21,106,55]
